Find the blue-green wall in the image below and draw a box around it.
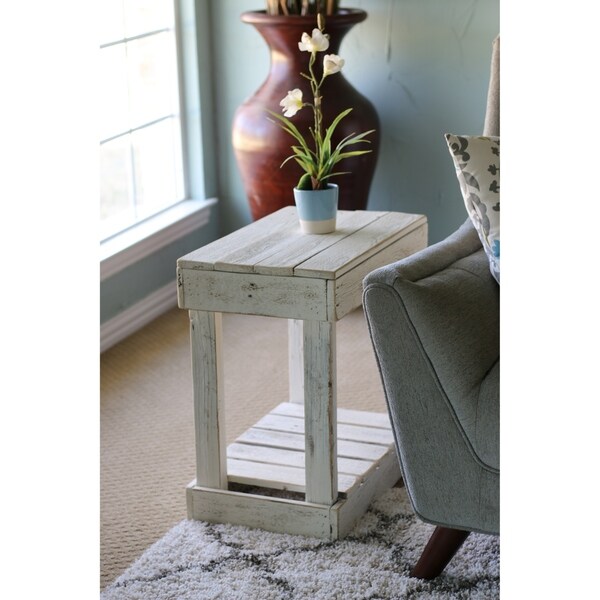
[100,219,218,323]
[212,0,499,244]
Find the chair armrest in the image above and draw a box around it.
[362,221,499,533]
[363,218,499,431]
[366,219,482,287]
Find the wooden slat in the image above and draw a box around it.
[213,211,307,273]
[273,402,391,429]
[227,458,357,494]
[186,483,337,539]
[236,427,389,461]
[228,442,306,468]
[176,207,299,270]
[294,213,427,279]
[227,458,306,492]
[254,413,395,445]
[336,407,391,429]
[227,442,373,476]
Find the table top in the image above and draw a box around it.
[178,207,426,281]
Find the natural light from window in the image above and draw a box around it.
[100,0,185,242]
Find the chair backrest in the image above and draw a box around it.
[483,36,500,137]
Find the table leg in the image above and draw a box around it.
[303,320,337,505]
[189,310,227,489]
[288,319,304,404]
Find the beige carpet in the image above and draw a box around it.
[100,306,388,590]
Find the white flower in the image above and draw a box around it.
[280,88,304,117]
[323,54,345,76]
[298,28,330,53]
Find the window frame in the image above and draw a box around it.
[100,0,217,279]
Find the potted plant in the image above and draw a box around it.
[232,3,380,222]
[268,18,374,233]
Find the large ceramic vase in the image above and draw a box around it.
[232,9,380,221]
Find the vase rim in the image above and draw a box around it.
[241,8,367,27]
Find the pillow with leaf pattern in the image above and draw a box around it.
[445,134,500,283]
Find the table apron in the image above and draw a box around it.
[178,269,330,320]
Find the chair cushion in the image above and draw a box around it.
[445,134,500,284]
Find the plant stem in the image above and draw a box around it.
[308,51,324,189]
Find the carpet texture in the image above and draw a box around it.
[101,486,499,599]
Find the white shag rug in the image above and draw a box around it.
[102,487,499,599]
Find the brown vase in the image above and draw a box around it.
[232,9,380,221]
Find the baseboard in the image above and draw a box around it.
[100,281,178,353]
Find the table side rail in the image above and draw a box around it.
[333,223,428,320]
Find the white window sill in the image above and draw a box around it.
[100,198,217,281]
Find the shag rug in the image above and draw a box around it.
[101,486,499,599]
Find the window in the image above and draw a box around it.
[100,0,185,241]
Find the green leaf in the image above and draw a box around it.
[322,108,353,151]
[328,130,374,167]
[293,157,314,173]
[335,129,375,152]
[297,173,312,190]
[266,110,312,158]
[332,150,372,161]
[320,171,351,181]
[280,154,299,168]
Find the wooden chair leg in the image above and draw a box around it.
[410,526,470,579]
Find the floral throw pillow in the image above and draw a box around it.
[445,134,500,283]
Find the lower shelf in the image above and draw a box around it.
[187,402,401,538]
[227,402,396,497]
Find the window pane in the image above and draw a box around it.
[124,0,174,38]
[100,44,130,141]
[127,32,179,129]
[131,118,184,220]
[100,136,134,232]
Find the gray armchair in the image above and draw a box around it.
[362,36,500,579]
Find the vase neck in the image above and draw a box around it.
[247,13,361,61]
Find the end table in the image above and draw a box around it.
[177,207,427,538]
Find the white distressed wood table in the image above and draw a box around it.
[177,207,427,539]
